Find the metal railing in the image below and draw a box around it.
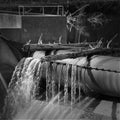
[0,5,64,16]
[18,5,64,16]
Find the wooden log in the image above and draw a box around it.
[23,43,94,52]
[60,42,97,47]
[41,48,120,62]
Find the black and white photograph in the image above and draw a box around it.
[0,0,120,120]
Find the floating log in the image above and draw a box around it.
[23,43,96,52]
[59,42,97,47]
[41,48,120,62]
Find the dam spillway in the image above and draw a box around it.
[2,47,120,120]
[0,2,120,120]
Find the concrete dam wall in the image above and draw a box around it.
[0,14,67,44]
[0,14,21,28]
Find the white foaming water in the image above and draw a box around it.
[19,58,40,100]
[2,57,42,120]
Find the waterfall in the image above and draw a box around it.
[57,64,63,104]
[2,57,42,119]
[64,64,69,104]
[2,56,86,120]
[71,65,77,106]
[51,63,57,98]
[46,62,52,101]
[77,66,82,102]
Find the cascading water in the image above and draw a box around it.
[77,66,82,102]
[2,57,85,120]
[57,64,63,104]
[71,65,77,106]
[2,57,44,120]
[51,63,57,99]
[46,62,51,102]
[64,64,69,104]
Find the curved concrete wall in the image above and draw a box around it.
[0,38,18,67]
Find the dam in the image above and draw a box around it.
[0,1,120,120]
